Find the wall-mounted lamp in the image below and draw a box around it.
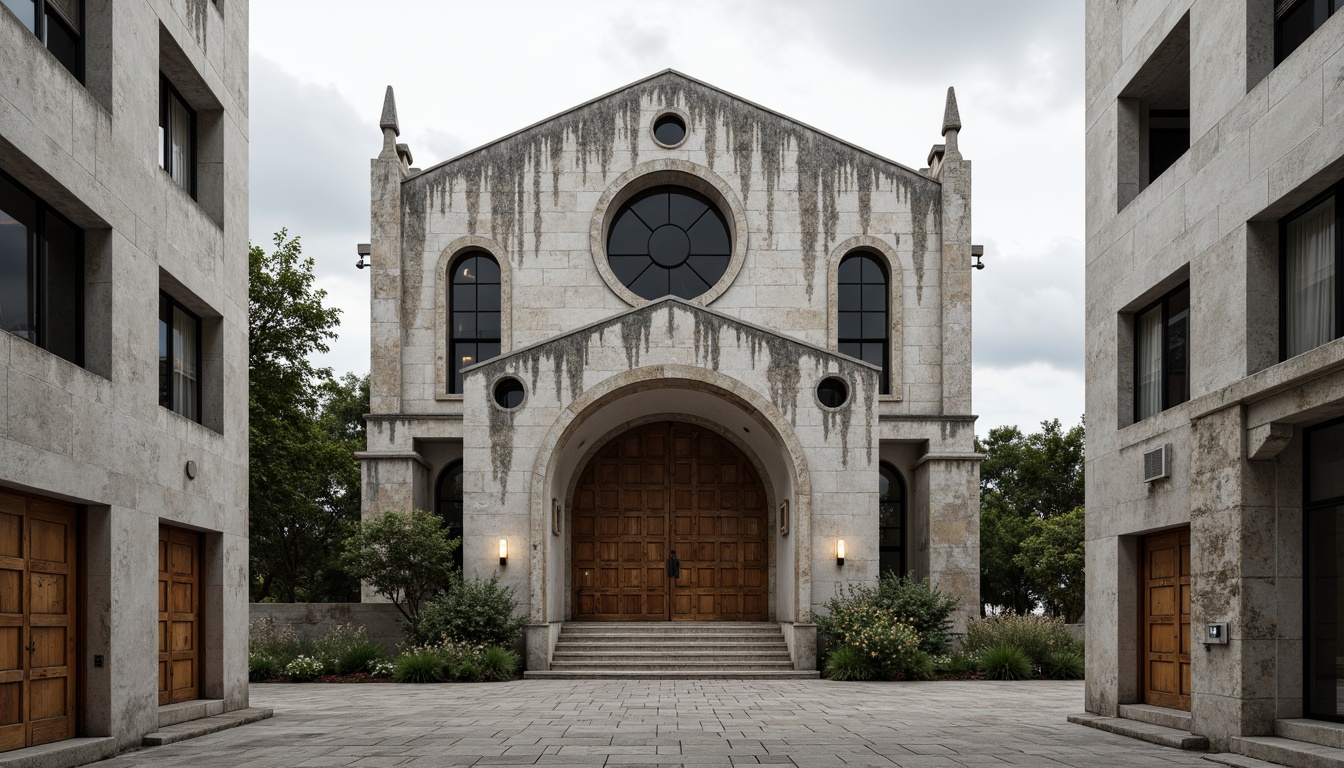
[971,244,985,270]
[355,243,371,270]
[499,538,508,566]
[836,539,846,567]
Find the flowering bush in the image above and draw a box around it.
[369,660,396,678]
[283,655,325,682]
[964,613,1080,668]
[815,587,923,680]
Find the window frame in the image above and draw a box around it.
[159,291,202,423]
[837,251,891,395]
[1301,413,1344,721]
[1276,0,1342,66]
[1,0,83,82]
[1279,182,1344,361]
[0,167,84,366]
[878,462,906,577]
[1131,281,1191,422]
[447,250,502,395]
[435,460,465,576]
[159,74,198,200]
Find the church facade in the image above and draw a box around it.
[359,71,981,670]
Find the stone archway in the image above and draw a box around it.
[570,421,768,621]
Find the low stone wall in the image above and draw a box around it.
[250,603,404,655]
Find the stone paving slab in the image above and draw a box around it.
[90,680,1225,768]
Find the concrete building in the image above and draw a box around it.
[1082,0,1344,759]
[358,71,982,673]
[0,0,251,761]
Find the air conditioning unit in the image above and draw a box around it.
[1143,444,1171,482]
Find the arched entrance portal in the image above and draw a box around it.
[571,421,768,621]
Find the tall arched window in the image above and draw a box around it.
[435,461,464,576]
[449,251,501,394]
[879,462,906,576]
[838,252,889,394]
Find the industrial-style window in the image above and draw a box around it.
[837,251,890,394]
[448,251,501,394]
[1277,0,1342,64]
[1,0,82,81]
[159,75,196,198]
[1282,185,1341,360]
[1304,415,1344,721]
[0,170,82,366]
[878,462,906,577]
[159,293,201,422]
[1134,283,1190,421]
[606,186,731,301]
[435,461,465,576]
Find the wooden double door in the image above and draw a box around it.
[158,526,201,705]
[1143,528,1191,710]
[0,490,77,751]
[571,421,768,621]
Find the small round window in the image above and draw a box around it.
[607,186,731,300]
[493,377,525,409]
[816,377,849,408]
[653,113,686,147]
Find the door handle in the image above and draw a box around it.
[25,640,35,656]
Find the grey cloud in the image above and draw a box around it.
[971,237,1084,372]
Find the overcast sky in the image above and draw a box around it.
[249,1,1084,436]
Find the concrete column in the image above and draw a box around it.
[369,113,405,416]
[1084,532,1141,716]
[915,455,981,634]
[357,453,431,602]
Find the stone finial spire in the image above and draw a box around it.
[942,86,961,136]
[380,86,400,136]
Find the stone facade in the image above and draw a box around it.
[359,71,980,670]
[0,0,250,757]
[1085,0,1344,750]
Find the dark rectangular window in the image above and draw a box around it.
[0,169,82,366]
[159,76,196,198]
[1282,185,1342,360]
[1304,416,1344,721]
[1148,109,1190,184]
[0,0,82,81]
[159,293,201,422]
[1134,283,1190,421]
[1277,0,1342,65]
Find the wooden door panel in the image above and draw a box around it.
[158,526,201,705]
[1143,528,1191,711]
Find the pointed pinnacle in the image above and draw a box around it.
[380,85,399,136]
[942,86,961,136]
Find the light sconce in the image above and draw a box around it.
[355,243,371,270]
[971,244,985,270]
[836,539,846,567]
[499,538,508,566]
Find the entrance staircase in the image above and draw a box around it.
[523,622,819,679]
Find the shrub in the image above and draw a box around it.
[343,509,460,640]
[825,645,874,681]
[370,659,396,678]
[1043,648,1085,680]
[392,647,446,683]
[964,613,1080,667]
[249,652,282,682]
[249,616,314,668]
[418,575,527,648]
[481,646,520,681]
[907,650,935,681]
[283,655,326,682]
[978,645,1032,680]
[336,638,387,675]
[873,573,961,655]
[936,651,980,677]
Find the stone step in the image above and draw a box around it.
[555,642,787,652]
[158,698,226,729]
[1276,719,1344,749]
[1203,753,1287,768]
[1067,714,1209,750]
[1119,703,1194,732]
[561,627,783,634]
[552,659,796,670]
[558,635,785,645]
[554,652,793,663]
[1231,736,1344,768]
[142,707,274,747]
[525,669,820,680]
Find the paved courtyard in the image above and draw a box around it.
[101,681,1219,767]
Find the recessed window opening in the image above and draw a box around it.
[652,113,686,147]
[816,377,849,408]
[448,251,501,394]
[160,75,196,198]
[1117,14,1190,209]
[160,292,201,422]
[1148,109,1190,184]
[1,0,82,80]
[837,251,890,394]
[1303,416,1344,721]
[435,461,465,576]
[879,462,906,577]
[607,186,731,301]
[1134,282,1190,421]
[0,170,83,366]
[1282,184,1343,360]
[493,377,525,409]
[1277,0,1342,64]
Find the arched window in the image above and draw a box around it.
[448,251,501,394]
[435,461,465,576]
[838,252,889,394]
[879,462,906,577]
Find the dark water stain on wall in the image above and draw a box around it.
[185,0,209,49]
[488,404,515,503]
[400,73,941,297]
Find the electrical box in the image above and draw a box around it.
[1204,623,1228,644]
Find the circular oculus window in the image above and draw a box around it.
[816,377,849,408]
[606,186,731,301]
[493,377,525,409]
[652,113,687,147]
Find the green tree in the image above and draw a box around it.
[343,509,461,638]
[976,418,1085,615]
[1016,507,1086,623]
[249,230,358,602]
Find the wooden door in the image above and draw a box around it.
[158,526,201,705]
[0,490,77,752]
[1143,528,1191,710]
[571,422,768,621]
